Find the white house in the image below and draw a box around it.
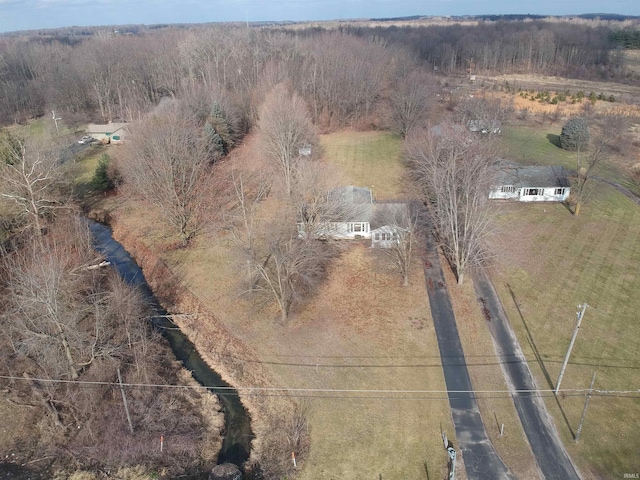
[490,164,570,202]
[321,186,373,240]
[297,187,411,248]
[85,122,129,144]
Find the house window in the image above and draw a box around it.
[555,188,566,196]
[374,233,380,241]
[523,188,541,196]
[501,185,515,193]
[354,223,362,232]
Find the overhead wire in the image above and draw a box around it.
[1,374,638,400]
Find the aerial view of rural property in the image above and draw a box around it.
[1,0,639,479]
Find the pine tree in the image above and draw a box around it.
[560,117,590,152]
[91,154,114,191]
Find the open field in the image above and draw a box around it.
[320,130,406,200]
[97,131,456,479]
[489,186,640,478]
[622,50,640,75]
[480,74,640,106]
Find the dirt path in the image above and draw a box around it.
[472,273,581,480]
[423,231,516,480]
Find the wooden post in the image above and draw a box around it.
[500,423,504,436]
[160,435,164,452]
[575,372,596,442]
[556,303,588,394]
[117,368,134,434]
[292,451,297,468]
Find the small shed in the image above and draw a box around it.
[85,122,129,144]
[490,164,570,202]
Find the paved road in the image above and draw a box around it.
[424,232,516,480]
[473,273,581,480]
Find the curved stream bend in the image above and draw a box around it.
[89,220,253,467]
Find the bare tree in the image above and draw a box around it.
[0,135,68,235]
[458,96,512,135]
[243,214,334,323]
[572,134,607,216]
[407,124,496,284]
[372,202,423,287]
[121,101,212,245]
[1,216,110,380]
[388,70,436,138]
[257,83,317,197]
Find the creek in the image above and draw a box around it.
[88,220,253,468]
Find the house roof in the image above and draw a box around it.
[86,123,129,135]
[494,163,570,189]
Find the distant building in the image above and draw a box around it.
[85,122,129,144]
[490,164,570,202]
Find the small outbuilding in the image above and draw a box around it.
[490,164,570,202]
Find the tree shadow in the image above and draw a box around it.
[506,283,576,438]
[546,133,561,148]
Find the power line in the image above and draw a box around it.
[1,375,638,399]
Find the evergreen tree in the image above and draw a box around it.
[560,117,590,151]
[91,154,114,191]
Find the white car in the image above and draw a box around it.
[78,135,94,144]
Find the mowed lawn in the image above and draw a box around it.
[321,130,406,200]
[106,131,455,479]
[492,125,640,477]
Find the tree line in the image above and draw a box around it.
[2,18,635,129]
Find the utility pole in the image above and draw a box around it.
[575,372,596,442]
[555,303,588,394]
[117,368,135,434]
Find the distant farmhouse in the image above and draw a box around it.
[297,186,409,247]
[85,122,129,144]
[490,163,570,202]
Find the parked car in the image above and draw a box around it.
[78,135,95,145]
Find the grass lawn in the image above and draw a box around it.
[320,130,405,200]
[490,187,640,478]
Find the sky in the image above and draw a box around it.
[0,0,639,34]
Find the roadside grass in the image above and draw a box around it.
[320,130,405,200]
[443,261,539,479]
[502,125,640,196]
[490,186,640,478]
[99,132,455,479]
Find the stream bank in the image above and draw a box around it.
[89,220,253,468]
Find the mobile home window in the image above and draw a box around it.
[523,188,541,196]
[555,188,566,195]
[501,185,515,193]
